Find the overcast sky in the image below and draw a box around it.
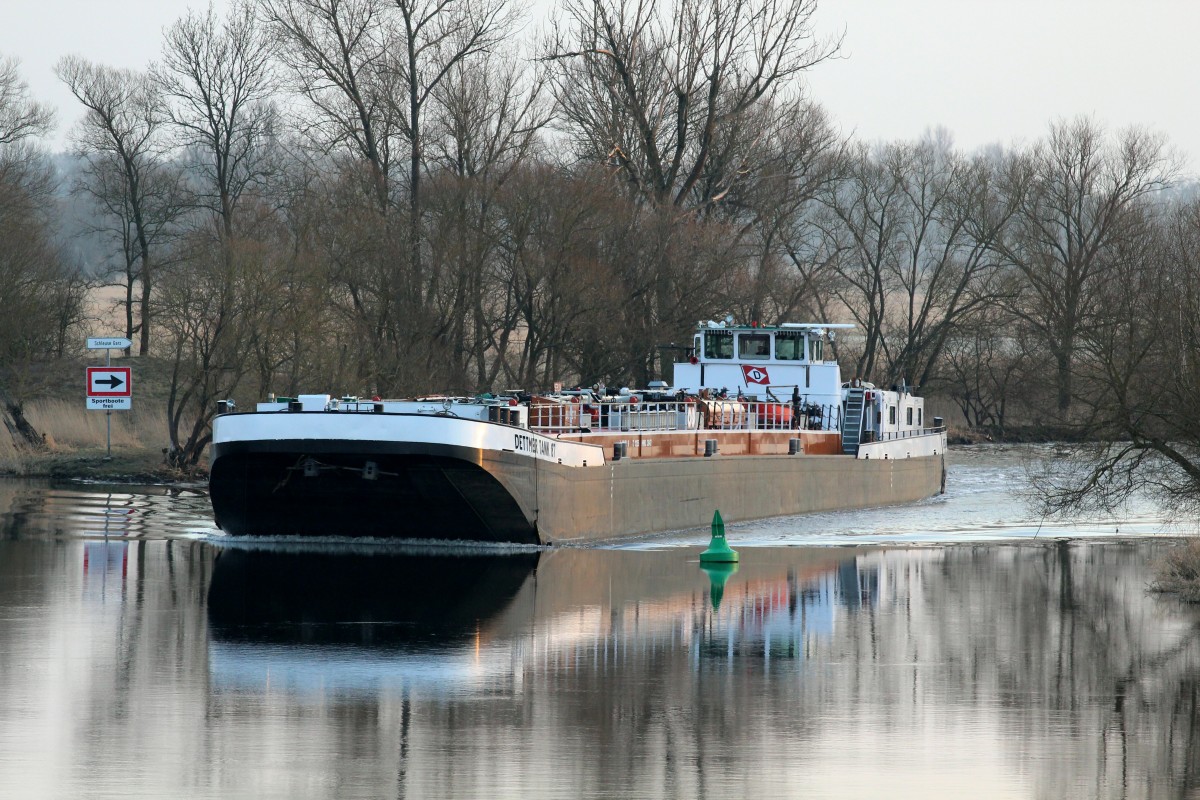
[4,0,1200,175]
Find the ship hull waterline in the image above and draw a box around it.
[209,417,946,544]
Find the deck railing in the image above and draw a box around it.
[527,398,841,435]
[862,425,948,443]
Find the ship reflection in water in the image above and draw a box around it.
[3,524,1200,798]
[198,543,1200,799]
[206,547,861,696]
[207,549,541,692]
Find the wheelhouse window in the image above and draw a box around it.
[906,407,913,425]
[775,332,804,361]
[810,337,824,362]
[704,330,734,359]
[888,406,896,425]
[738,333,770,359]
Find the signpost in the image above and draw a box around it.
[86,337,134,459]
[86,368,132,410]
[87,337,132,351]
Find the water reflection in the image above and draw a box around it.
[207,549,540,693]
[0,479,213,540]
[208,549,539,645]
[203,545,1200,798]
[699,561,738,610]
[2,515,1200,796]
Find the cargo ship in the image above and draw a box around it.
[208,321,947,543]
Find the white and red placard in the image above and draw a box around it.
[741,365,771,385]
[86,367,132,410]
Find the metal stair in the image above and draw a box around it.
[841,388,865,455]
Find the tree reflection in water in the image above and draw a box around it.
[201,543,1200,798]
[2,538,1200,798]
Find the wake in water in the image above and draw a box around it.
[619,444,1185,549]
[3,445,1188,549]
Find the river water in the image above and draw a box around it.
[1,446,1198,799]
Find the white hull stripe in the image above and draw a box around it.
[213,413,607,468]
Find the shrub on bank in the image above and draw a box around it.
[1153,540,1200,602]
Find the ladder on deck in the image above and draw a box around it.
[841,388,865,455]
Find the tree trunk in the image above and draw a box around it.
[1056,348,1072,414]
[3,400,44,450]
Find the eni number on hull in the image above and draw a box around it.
[208,321,948,543]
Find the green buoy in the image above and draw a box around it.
[699,509,738,562]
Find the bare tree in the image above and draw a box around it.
[813,138,1018,389]
[545,0,840,209]
[0,148,90,443]
[303,165,407,389]
[0,56,54,145]
[389,0,516,289]
[0,59,88,445]
[57,56,185,356]
[725,96,844,325]
[999,117,1177,415]
[259,0,402,211]
[155,0,279,468]
[1028,195,1200,515]
[883,139,1018,391]
[940,307,1031,433]
[491,162,632,387]
[157,236,270,468]
[422,52,550,388]
[0,158,88,362]
[157,0,278,244]
[810,141,904,381]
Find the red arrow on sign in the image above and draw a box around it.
[87,367,132,397]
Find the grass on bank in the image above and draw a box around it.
[1153,540,1200,603]
[0,397,187,481]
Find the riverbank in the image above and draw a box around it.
[0,447,202,485]
[0,382,197,483]
[946,423,1091,446]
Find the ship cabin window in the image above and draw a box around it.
[918,408,923,426]
[888,406,896,425]
[810,337,824,362]
[704,330,734,359]
[775,332,804,361]
[739,333,770,359]
[906,407,913,426]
